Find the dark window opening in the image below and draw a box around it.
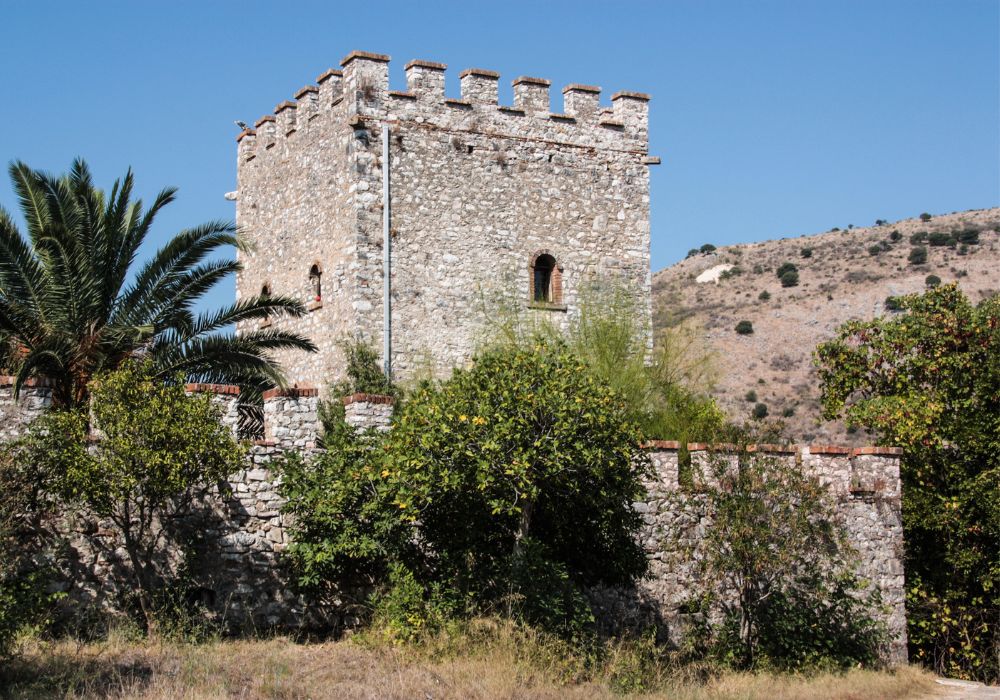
[533,254,555,302]
[309,265,322,300]
[261,284,271,298]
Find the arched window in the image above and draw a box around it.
[530,252,562,305]
[260,283,271,298]
[308,264,322,301]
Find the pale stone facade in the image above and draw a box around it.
[234,51,654,391]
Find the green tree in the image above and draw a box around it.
[30,361,244,632]
[680,442,886,670]
[908,246,928,265]
[283,338,650,638]
[815,285,1000,682]
[780,270,799,288]
[0,159,315,407]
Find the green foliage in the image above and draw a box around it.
[868,245,883,256]
[30,361,244,631]
[734,320,753,335]
[744,390,757,403]
[283,338,650,639]
[779,270,799,288]
[799,248,813,258]
[910,231,928,244]
[0,444,61,658]
[924,274,941,288]
[757,290,770,302]
[686,248,699,258]
[678,442,887,670]
[751,403,768,419]
[919,212,933,222]
[908,246,928,265]
[815,285,1000,682]
[928,232,951,247]
[319,336,399,437]
[889,230,902,242]
[781,407,795,418]
[775,262,797,279]
[956,228,980,245]
[0,159,315,407]
[699,243,716,254]
[884,296,903,312]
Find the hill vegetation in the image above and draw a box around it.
[652,208,1000,444]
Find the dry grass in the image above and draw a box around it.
[1,630,939,700]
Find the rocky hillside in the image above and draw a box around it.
[653,208,1000,445]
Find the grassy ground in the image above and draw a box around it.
[1,626,939,700]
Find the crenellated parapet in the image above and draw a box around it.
[235,49,652,169]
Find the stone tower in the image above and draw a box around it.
[234,51,656,391]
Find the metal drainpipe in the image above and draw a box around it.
[382,122,392,379]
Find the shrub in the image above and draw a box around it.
[782,407,795,418]
[735,320,754,335]
[700,243,717,254]
[677,438,887,669]
[816,285,1000,682]
[875,219,887,226]
[752,403,768,419]
[884,296,904,311]
[800,248,813,258]
[284,338,650,639]
[758,291,771,302]
[867,245,883,257]
[686,248,699,258]
[908,246,928,265]
[957,229,980,245]
[775,262,797,279]
[910,231,928,244]
[928,232,952,247]
[744,390,757,402]
[780,270,799,288]
[919,212,932,222]
[889,230,902,242]
[925,275,941,288]
[30,361,244,632]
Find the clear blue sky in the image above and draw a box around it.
[1,0,997,312]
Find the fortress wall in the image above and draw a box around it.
[0,385,904,660]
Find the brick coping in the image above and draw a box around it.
[642,441,902,457]
[342,392,395,406]
[263,386,319,400]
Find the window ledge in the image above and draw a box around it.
[307,300,323,312]
[528,301,567,312]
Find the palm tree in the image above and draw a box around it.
[0,158,316,407]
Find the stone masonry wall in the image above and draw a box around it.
[592,441,908,663]
[0,385,905,659]
[234,51,655,389]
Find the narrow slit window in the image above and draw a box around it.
[261,284,271,298]
[309,264,322,301]
[533,254,555,303]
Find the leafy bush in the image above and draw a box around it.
[30,361,244,632]
[744,390,757,402]
[781,407,795,418]
[867,245,883,256]
[686,248,699,258]
[700,243,717,254]
[735,320,754,335]
[758,291,771,302]
[677,441,886,669]
[889,230,902,242]
[957,229,980,245]
[751,403,768,419]
[800,248,813,258]
[816,285,1000,682]
[884,296,904,311]
[0,444,61,658]
[928,232,951,247]
[925,275,941,288]
[779,270,799,288]
[919,212,932,222]
[908,246,927,265]
[775,262,797,279]
[320,336,399,437]
[283,338,649,640]
[910,231,928,244]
